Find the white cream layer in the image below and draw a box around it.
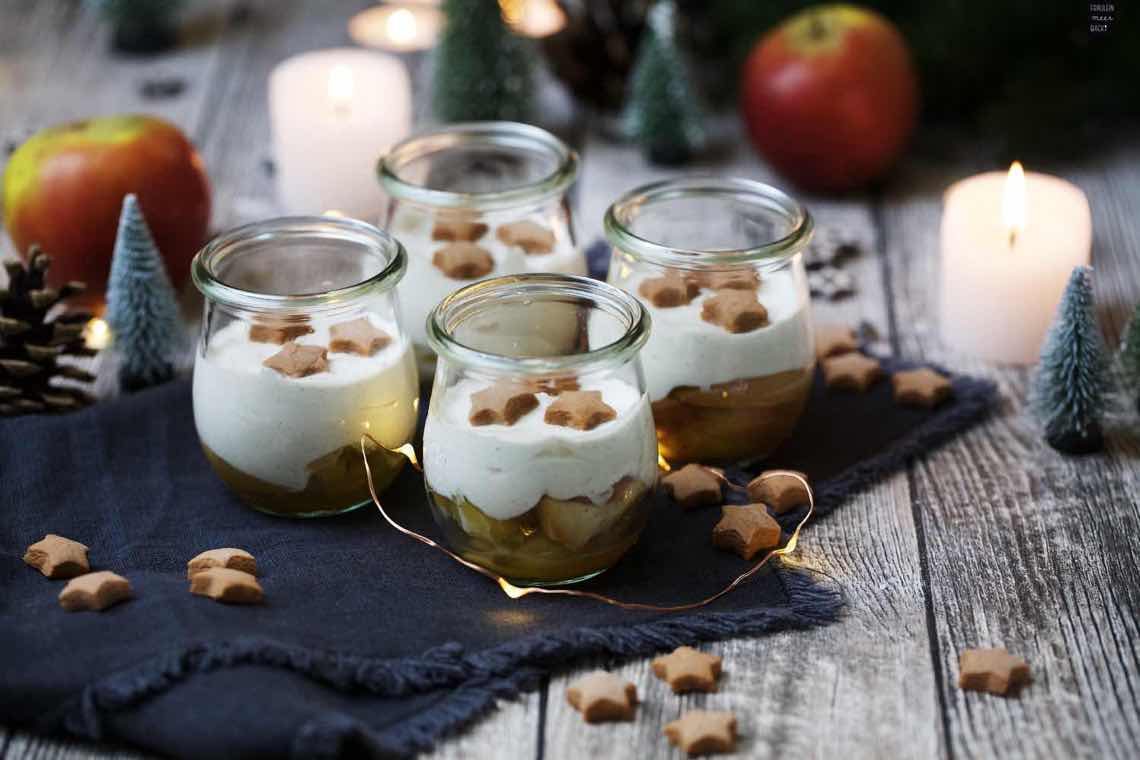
[389,207,586,348]
[193,316,419,490]
[423,376,657,520]
[620,267,815,401]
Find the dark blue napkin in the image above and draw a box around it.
[0,361,995,759]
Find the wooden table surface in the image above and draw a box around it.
[3,2,1138,758]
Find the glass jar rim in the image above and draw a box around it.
[192,216,407,313]
[427,274,651,374]
[603,175,814,268]
[378,121,579,211]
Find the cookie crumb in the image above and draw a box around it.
[469,382,539,426]
[249,319,314,345]
[263,342,329,378]
[639,274,699,308]
[432,217,488,243]
[496,220,556,254]
[329,317,391,357]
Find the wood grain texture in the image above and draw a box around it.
[543,127,944,760]
[880,154,1140,759]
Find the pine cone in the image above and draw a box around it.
[0,247,98,416]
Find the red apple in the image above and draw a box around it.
[3,115,211,304]
[740,5,918,193]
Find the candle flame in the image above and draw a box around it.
[327,64,354,114]
[1002,161,1026,247]
[83,318,110,350]
[386,7,418,44]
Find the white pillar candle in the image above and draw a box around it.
[939,162,1091,364]
[269,48,411,220]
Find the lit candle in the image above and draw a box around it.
[348,3,443,53]
[501,0,567,38]
[939,162,1091,364]
[268,48,411,220]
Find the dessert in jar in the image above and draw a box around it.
[423,274,658,585]
[378,122,586,375]
[191,217,419,517]
[605,177,816,464]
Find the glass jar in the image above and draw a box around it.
[423,274,657,585]
[605,177,815,465]
[378,122,586,375]
[191,217,419,518]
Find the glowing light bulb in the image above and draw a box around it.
[84,318,111,350]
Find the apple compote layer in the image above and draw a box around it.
[652,366,813,464]
[623,265,815,465]
[428,477,653,584]
[203,441,406,517]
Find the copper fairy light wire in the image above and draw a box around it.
[361,435,814,612]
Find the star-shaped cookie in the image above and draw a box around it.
[821,352,883,391]
[664,710,737,755]
[432,242,494,279]
[712,504,782,560]
[746,469,810,515]
[249,319,314,345]
[814,323,858,359]
[701,290,768,333]
[496,220,556,254]
[689,269,760,291]
[958,647,1031,696]
[24,533,90,578]
[661,464,724,510]
[58,571,133,612]
[639,274,699,308]
[187,547,258,579]
[544,390,616,431]
[432,217,488,243]
[565,671,637,722]
[329,317,391,356]
[263,342,329,378]
[469,382,539,426]
[190,567,265,605]
[652,646,723,693]
[892,367,953,408]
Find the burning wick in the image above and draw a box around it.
[83,318,111,350]
[1002,161,1026,249]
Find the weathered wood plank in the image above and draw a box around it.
[545,128,943,760]
[880,151,1140,759]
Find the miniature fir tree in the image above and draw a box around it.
[432,0,536,123]
[1120,302,1140,413]
[622,0,705,166]
[104,194,183,392]
[1031,266,1109,454]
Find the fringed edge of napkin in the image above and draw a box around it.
[54,569,841,758]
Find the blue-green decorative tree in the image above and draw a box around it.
[622,0,705,166]
[1120,302,1140,414]
[1031,266,1109,454]
[105,194,183,392]
[432,0,535,122]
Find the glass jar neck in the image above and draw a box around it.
[192,216,406,316]
[379,122,579,212]
[604,176,813,269]
[427,274,650,375]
